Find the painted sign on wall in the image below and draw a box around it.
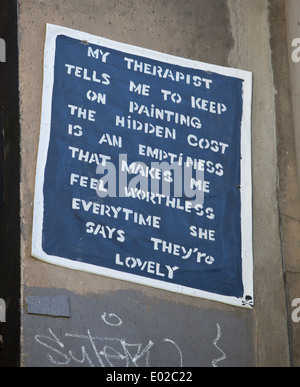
[32,24,253,308]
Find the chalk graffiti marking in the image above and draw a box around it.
[212,323,226,367]
[34,311,184,367]
[163,338,183,367]
[101,312,123,327]
[34,328,182,367]
[34,312,225,367]
[64,331,155,367]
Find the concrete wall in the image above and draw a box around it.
[286,0,300,189]
[18,0,292,366]
[276,0,300,367]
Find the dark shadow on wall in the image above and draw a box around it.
[0,0,20,367]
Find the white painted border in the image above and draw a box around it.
[32,24,253,309]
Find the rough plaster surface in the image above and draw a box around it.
[228,0,290,366]
[271,0,300,367]
[286,0,300,189]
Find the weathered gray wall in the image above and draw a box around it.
[274,0,300,367]
[18,0,292,366]
[286,0,300,189]
[23,288,254,367]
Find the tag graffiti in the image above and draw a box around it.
[0,39,6,63]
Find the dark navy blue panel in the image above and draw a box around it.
[42,35,244,298]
